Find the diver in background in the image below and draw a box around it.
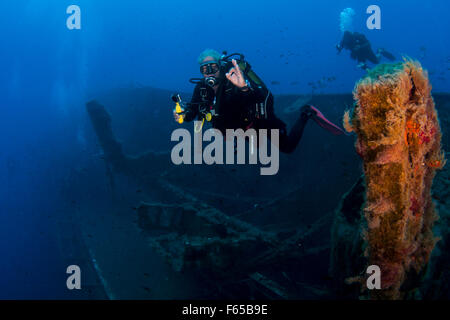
[336,31,396,71]
[173,49,322,154]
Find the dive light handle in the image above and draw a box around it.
[172,93,185,124]
[175,102,184,124]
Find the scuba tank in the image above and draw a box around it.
[219,52,272,120]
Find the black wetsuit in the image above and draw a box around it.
[183,77,309,154]
[339,31,379,64]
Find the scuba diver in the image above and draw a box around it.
[336,31,396,71]
[173,49,344,154]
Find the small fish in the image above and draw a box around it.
[271,81,280,85]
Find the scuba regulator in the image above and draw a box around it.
[205,76,218,87]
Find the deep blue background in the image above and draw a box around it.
[0,0,449,298]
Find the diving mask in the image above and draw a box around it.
[200,61,220,75]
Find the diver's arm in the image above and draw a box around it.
[183,85,201,122]
[225,59,268,104]
[336,35,345,52]
[336,40,344,53]
[236,79,268,105]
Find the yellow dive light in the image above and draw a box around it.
[175,102,184,124]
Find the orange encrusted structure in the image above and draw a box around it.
[344,60,446,299]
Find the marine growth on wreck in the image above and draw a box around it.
[343,60,446,299]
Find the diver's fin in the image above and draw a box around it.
[378,48,396,61]
[357,62,369,71]
[309,106,346,136]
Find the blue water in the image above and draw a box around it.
[0,0,449,299]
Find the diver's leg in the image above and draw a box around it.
[377,48,396,61]
[277,106,312,154]
[367,48,380,64]
[357,43,379,65]
[357,62,369,71]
